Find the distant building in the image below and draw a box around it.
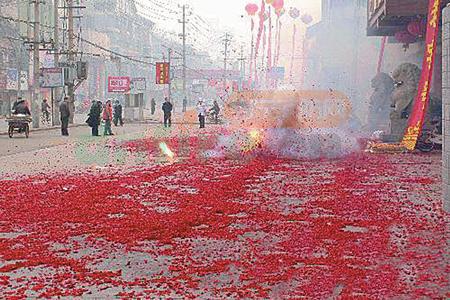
[305,0,380,121]
[366,0,450,99]
[0,1,54,116]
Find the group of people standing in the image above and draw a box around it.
[86,100,123,136]
[11,95,220,137]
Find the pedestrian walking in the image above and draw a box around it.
[103,100,114,136]
[151,98,156,115]
[113,100,124,126]
[182,97,187,112]
[162,97,173,128]
[41,99,51,123]
[87,100,102,136]
[59,97,70,136]
[197,100,206,129]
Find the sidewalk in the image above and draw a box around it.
[0,114,87,135]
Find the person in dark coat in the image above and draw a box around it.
[113,100,123,126]
[151,98,156,115]
[59,97,70,136]
[162,97,173,128]
[12,97,31,115]
[182,97,187,112]
[88,100,102,136]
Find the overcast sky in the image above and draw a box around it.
[139,0,322,57]
[182,0,321,35]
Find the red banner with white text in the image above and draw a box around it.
[402,0,441,150]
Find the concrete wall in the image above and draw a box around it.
[442,5,450,211]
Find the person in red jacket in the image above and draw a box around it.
[103,100,113,136]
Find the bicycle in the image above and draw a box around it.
[41,111,51,126]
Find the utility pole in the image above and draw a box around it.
[16,0,22,100]
[222,33,231,90]
[238,45,246,78]
[31,0,41,128]
[168,48,172,101]
[179,5,187,104]
[67,0,75,124]
[53,0,60,125]
[237,45,246,90]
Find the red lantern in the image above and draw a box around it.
[272,0,284,10]
[395,30,417,44]
[301,14,313,25]
[245,3,259,16]
[407,19,426,38]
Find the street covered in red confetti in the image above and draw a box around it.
[0,127,448,298]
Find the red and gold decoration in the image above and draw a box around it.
[394,30,417,49]
[407,18,427,38]
[401,0,441,150]
[156,62,170,85]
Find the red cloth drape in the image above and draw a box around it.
[402,0,441,150]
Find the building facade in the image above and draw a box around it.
[305,0,380,123]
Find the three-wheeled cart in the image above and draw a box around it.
[6,115,32,138]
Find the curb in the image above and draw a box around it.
[0,119,159,136]
[0,123,88,136]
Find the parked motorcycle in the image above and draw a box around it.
[417,118,442,152]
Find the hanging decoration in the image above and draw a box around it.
[272,0,284,10]
[301,13,313,25]
[276,8,285,17]
[394,30,417,50]
[245,3,259,16]
[289,7,300,19]
[246,3,259,85]
[289,23,297,84]
[407,18,427,38]
[262,25,267,69]
[377,36,387,74]
[249,18,256,84]
[266,6,273,87]
[254,0,266,86]
[289,8,300,83]
[402,0,441,151]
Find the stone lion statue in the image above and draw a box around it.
[389,63,421,139]
[367,72,394,132]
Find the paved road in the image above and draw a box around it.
[0,126,447,298]
[0,123,151,158]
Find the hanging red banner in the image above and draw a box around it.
[402,0,441,150]
[156,62,170,85]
